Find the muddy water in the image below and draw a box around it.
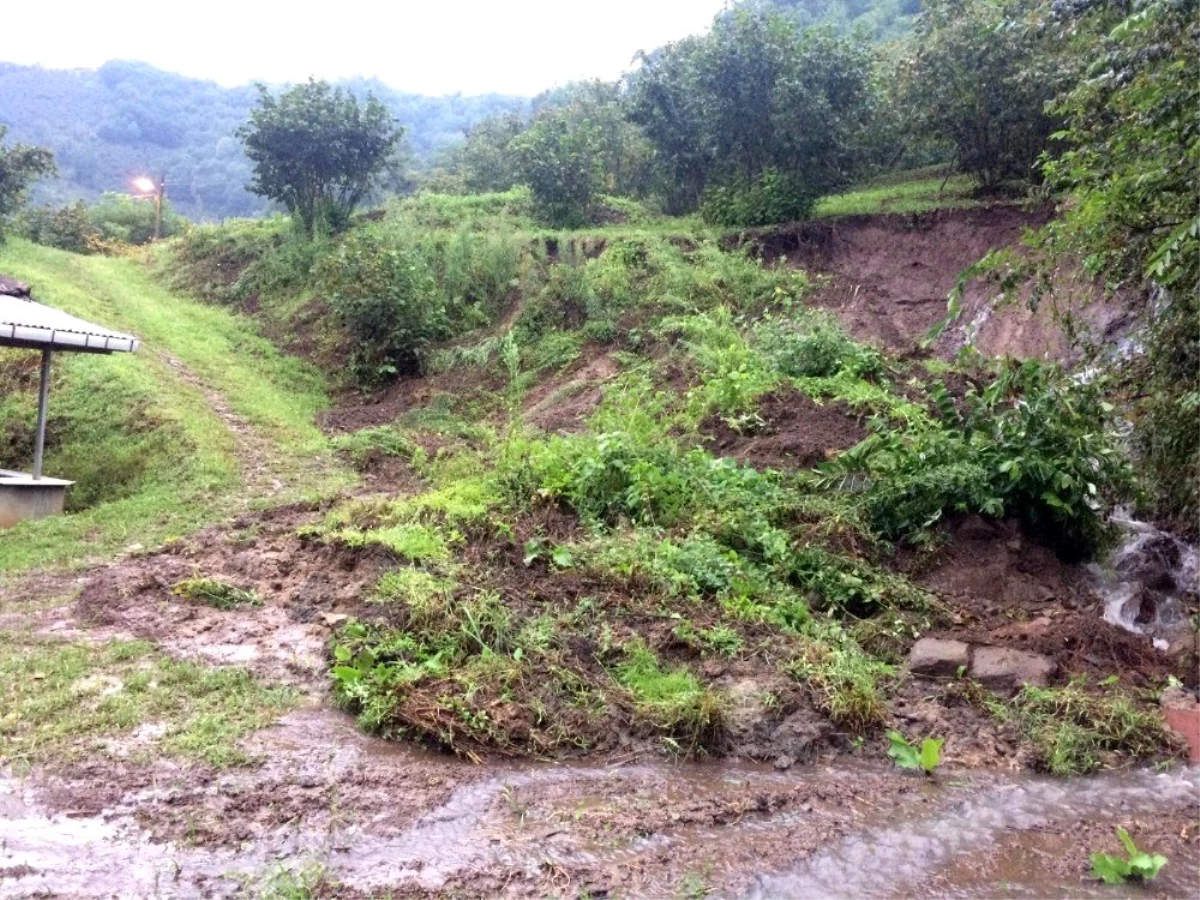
[3,716,1197,900]
[1090,508,1198,649]
[750,767,1200,900]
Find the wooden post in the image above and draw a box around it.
[33,347,51,480]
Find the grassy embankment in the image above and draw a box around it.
[0,238,353,574]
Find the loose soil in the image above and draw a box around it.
[700,388,868,470]
[746,206,1127,359]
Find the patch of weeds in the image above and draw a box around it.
[790,626,894,733]
[672,621,744,658]
[886,729,943,775]
[1090,828,1168,884]
[171,577,261,610]
[330,425,421,470]
[336,522,458,562]
[615,642,725,750]
[0,634,293,767]
[370,567,457,606]
[252,860,335,899]
[676,868,712,900]
[987,680,1176,775]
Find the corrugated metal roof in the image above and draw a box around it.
[0,295,139,354]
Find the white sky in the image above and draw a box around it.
[4,1,730,96]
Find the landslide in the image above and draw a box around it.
[96,203,1193,775]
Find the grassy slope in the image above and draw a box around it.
[814,169,980,218]
[0,239,352,573]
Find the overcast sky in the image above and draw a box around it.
[3,1,729,96]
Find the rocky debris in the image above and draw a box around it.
[970,646,1056,693]
[907,639,1058,693]
[907,638,971,677]
[1161,687,1200,764]
[0,275,32,298]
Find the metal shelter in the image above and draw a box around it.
[0,276,139,525]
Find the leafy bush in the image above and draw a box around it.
[701,168,816,227]
[886,730,943,774]
[315,226,446,382]
[1090,829,1168,884]
[821,361,1134,558]
[754,312,881,379]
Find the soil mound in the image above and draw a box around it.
[701,388,867,470]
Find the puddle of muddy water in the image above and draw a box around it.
[749,767,1200,900]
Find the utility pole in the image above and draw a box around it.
[154,175,166,241]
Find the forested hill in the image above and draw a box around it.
[0,61,527,221]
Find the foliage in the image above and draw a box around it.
[314,226,445,381]
[734,0,921,41]
[898,0,1064,189]
[18,201,104,253]
[0,125,55,239]
[238,79,404,234]
[511,106,605,227]
[1090,828,1168,884]
[1036,0,1200,531]
[171,578,261,610]
[821,360,1133,558]
[989,679,1175,776]
[627,10,878,219]
[885,729,943,774]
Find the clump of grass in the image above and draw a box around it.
[370,567,456,606]
[616,643,725,750]
[330,425,421,470]
[172,577,260,610]
[0,634,294,767]
[335,522,457,562]
[790,628,895,733]
[988,680,1178,775]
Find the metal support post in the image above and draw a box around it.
[33,347,51,480]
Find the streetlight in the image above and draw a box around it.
[131,174,166,240]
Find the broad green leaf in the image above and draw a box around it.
[1090,853,1131,884]
[919,737,944,773]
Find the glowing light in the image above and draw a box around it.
[132,176,156,194]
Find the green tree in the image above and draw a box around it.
[237,80,403,234]
[899,0,1064,190]
[0,126,56,240]
[628,10,877,223]
[1038,0,1200,530]
[512,108,605,228]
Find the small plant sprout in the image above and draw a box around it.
[886,730,943,775]
[1089,828,1167,884]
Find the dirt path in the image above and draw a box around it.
[157,350,286,501]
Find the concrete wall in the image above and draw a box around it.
[0,472,71,528]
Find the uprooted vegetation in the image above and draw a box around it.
[149,223,1178,767]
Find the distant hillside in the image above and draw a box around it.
[0,61,528,221]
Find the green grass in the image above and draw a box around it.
[0,632,295,767]
[984,680,1176,775]
[172,577,261,610]
[0,238,354,573]
[814,169,979,218]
